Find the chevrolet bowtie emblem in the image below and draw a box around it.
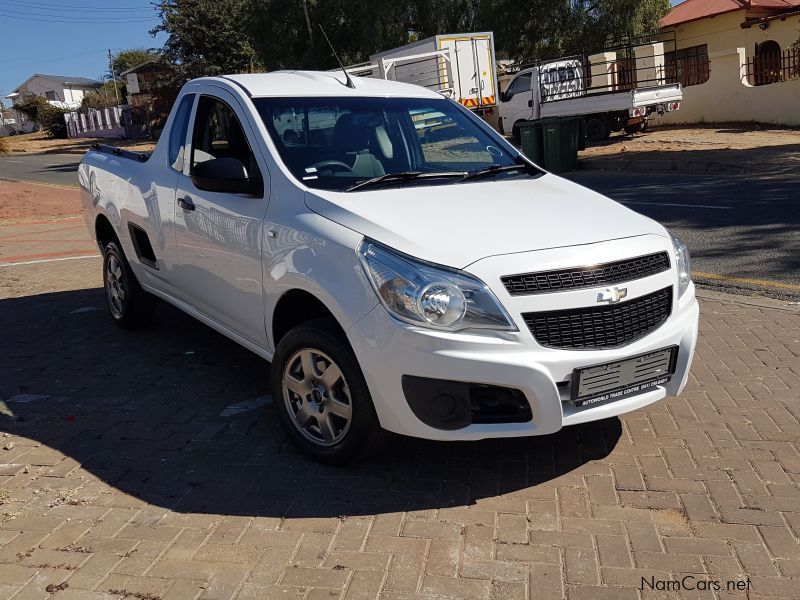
[597,286,628,304]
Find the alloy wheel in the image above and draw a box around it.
[282,348,353,446]
[105,254,126,317]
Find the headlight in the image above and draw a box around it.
[358,240,517,332]
[671,232,691,297]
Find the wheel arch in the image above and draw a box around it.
[271,289,348,350]
[95,213,120,248]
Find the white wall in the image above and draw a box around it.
[652,47,800,126]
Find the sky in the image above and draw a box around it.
[1,0,685,103]
[0,0,165,101]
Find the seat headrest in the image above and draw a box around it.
[334,113,370,153]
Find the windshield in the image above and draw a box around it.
[254,96,531,192]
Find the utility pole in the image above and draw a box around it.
[108,49,120,105]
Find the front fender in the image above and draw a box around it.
[262,210,378,353]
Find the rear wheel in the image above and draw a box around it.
[624,122,645,135]
[585,116,611,142]
[102,241,155,329]
[271,319,383,465]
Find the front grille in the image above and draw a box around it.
[501,252,670,296]
[523,287,673,349]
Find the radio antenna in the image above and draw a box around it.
[318,25,355,89]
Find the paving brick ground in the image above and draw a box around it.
[0,183,799,599]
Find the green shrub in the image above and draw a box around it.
[15,97,69,139]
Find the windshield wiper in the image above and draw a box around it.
[459,163,532,182]
[345,170,466,192]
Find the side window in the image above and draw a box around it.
[269,105,345,148]
[505,73,532,100]
[168,94,195,171]
[411,107,492,168]
[191,95,261,182]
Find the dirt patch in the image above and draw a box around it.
[0,181,82,222]
[3,132,156,155]
[579,123,800,173]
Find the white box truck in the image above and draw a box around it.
[344,32,499,113]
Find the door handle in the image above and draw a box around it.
[178,197,195,211]
[528,100,533,107]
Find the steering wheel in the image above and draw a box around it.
[311,160,354,174]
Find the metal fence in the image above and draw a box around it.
[504,34,710,104]
[64,104,152,139]
[745,48,800,86]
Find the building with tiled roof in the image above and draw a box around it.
[653,0,800,125]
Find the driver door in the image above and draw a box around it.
[500,71,534,133]
[174,90,270,349]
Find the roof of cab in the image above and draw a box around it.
[220,71,442,99]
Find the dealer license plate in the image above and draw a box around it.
[570,347,677,407]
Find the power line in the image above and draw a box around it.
[0,0,153,11]
[0,5,154,19]
[10,48,111,68]
[0,10,156,23]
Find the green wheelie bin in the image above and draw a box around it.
[518,117,583,173]
[518,120,545,166]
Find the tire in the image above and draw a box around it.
[271,318,383,465]
[102,241,156,329]
[624,122,644,135]
[585,116,611,142]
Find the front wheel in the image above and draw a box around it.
[271,319,383,465]
[102,241,155,329]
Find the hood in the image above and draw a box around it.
[304,174,668,268]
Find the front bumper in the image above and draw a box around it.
[347,282,699,441]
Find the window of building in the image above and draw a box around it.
[44,90,57,101]
[665,44,710,87]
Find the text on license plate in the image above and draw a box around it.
[571,347,677,407]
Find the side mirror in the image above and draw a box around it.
[191,157,261,196]
[499,91,510,103]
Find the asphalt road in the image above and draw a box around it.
[0,152,80,187]
[567,171,800,300]
[1,153,797,299]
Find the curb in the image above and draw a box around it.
[579,157,791,176]
[0,177,79,190]
[696,287,800,313]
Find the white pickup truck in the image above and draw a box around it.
[498,58,683,141]
[79,71,698,464]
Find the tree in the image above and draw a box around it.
[15,97,68,139]
[112,48,160,75]
[82,81,127,109]
[571,0,672,52]
[150,0,672,76]
[247,0,411,70]
[152,0,260,85]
